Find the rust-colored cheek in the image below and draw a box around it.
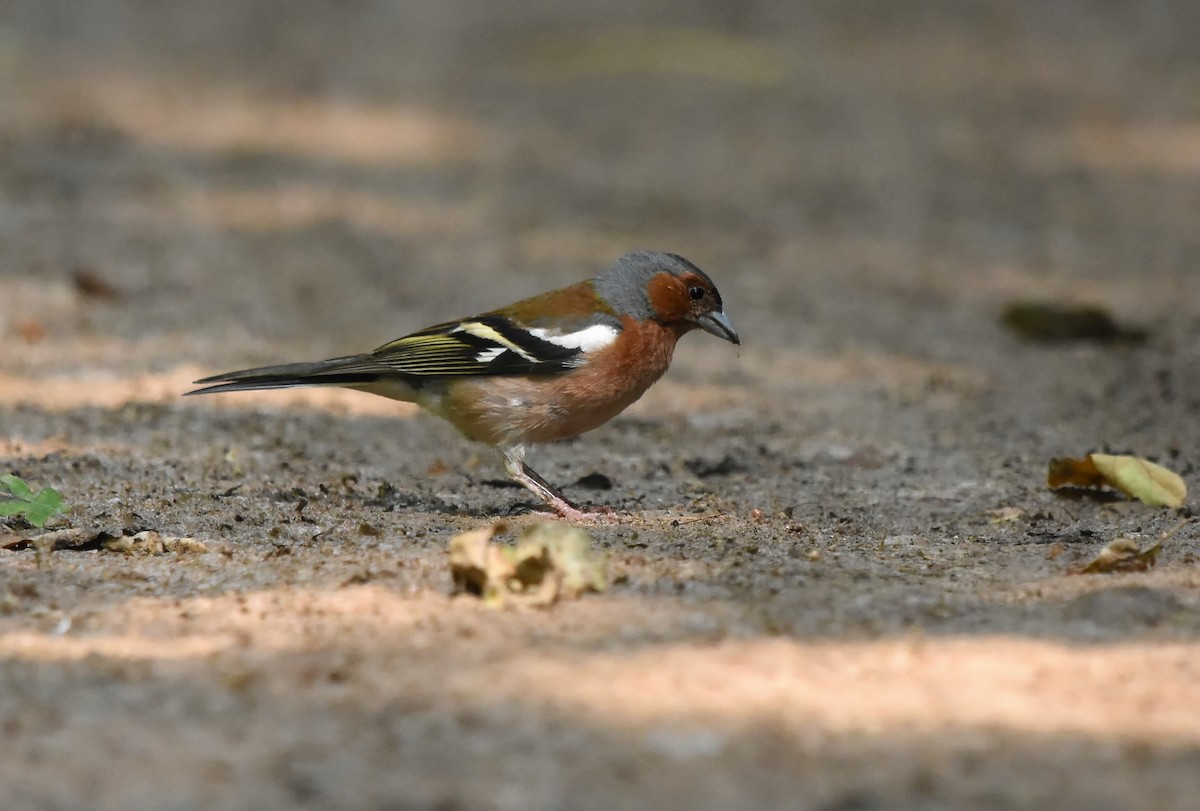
[645,273,691,323]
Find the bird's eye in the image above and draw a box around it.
[688,286,706,301]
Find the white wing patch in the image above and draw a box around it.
[453,322,537,362]
[528,324,619,353]
[475,346,506,364]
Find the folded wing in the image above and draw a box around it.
[186,315,603,396]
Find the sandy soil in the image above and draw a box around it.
[2,2,1200,809]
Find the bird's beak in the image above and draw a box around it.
[696,310,740,345]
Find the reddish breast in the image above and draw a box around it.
[440,314,684,445]
[529,315,679,441]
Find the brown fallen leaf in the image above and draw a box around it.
[1070,518,1192,575]
[1048,453,1186,507]
[518,27,791,88]
[16,317,47,343]
[1001,301,1145,344]
[449,521,607,608]
[1,528,112,554]
[2,528,207,556]
[1072,537,1162,575]
[73,266,124,300]
[1048,456,1107,489]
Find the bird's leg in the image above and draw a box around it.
[499,446,615,521]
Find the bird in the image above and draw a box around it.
[186,251,739,520]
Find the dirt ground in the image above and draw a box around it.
[3,2,1200,809]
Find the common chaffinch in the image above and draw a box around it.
[187,251,739,520]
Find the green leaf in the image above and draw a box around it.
[1,473,34,500]
[33,487,63,511]
[0,501,31,517]
[0,475,65,528]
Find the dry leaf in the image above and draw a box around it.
[448,522,507,600]
[985,506,1025,523]
[1070,518,1192,575]
[1001,301,1145,344]
[73,266,124,299]
[1089,454,1186,508]
[1072,537,1163,574]
[16,317,47,343]
[518,27,790,87]
[103,530,208,555]
[1048,453,1186,507]
[448,521,607,608]
[1047,456,1107,489]
[3,528,207,555]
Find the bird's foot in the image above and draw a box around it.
[545,502,621,523]
[500,449,623,522]
[524,494,619,523]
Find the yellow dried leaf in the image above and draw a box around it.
[1048,453,1186,508]
[985,506,1025,523]
[1089,454,1186,508]
[516,523,608,600]
[447,522,507,600]
[448,521,606,608]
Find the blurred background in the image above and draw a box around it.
[2,0,1198,392]
[3,5,1200,810]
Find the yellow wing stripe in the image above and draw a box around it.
[452,322,537,362]
[367,317,583,377]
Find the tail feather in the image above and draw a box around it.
[186,355,394,396]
